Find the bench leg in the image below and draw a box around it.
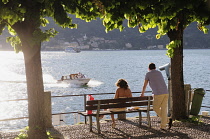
[89,116,93,132]
[96,115,101,134]
[139,111,142,126]
[147,112,151,128]
[85,115,87,124]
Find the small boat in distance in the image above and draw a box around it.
[65,46,81,53]
[57,73,90,85]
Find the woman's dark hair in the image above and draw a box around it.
[115,79,129,89]
[149,63,156,70]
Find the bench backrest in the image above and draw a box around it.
[85,96,153,110]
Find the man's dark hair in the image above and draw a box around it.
[149,63,156,70]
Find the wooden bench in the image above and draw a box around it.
[78,96,153,133]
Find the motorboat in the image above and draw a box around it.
[57,73,90,85]
[65,47,81,53]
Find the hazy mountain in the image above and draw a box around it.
[0,15,209,51]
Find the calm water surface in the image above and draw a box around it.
[0,49,209,130]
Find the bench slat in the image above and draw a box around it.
[78,107,153,116]
[86,101,152,110]
[86,96,153,105]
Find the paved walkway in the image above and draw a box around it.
[1,116,210,139]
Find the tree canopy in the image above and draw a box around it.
[0,0,101,51]
[98,0,210,56]
[0,0,99,138]
[94,0,210,119]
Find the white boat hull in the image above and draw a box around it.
[57,78,90,85]
[65,47,81,53]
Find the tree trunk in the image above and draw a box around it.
[167,27,187,120]
[10,2,49,138]
[22,42,48,139]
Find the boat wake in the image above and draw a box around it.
[0,79,103,88]
[87,80,103,87]
[0,80,63,85]
[0,80,27,83]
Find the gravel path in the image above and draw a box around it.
[1,116,210,139]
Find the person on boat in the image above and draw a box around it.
[61,76,64,81]
[70,74,78,79]
[77,72,82,78]
[77,72,86,78]
[81,73,85,78]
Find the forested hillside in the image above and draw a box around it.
[0,15,209,50]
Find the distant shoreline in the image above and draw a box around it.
[0,48,209,52]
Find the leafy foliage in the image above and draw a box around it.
[15,126,29,139]
[33,28,58,44]
[178,115,203,125]
[95,0,210,57]
[0,0,99,52]
[6,36,21,53]
[166,40,181,57]
[0,22,6,34]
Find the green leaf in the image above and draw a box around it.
[33,28,58,43]
[41,18,49,27]
[166,40,181,58]
[156,34,161,39]
[6,36,22,53]
[0,23,6,34]
[7,26,16,36]
[2,0,9,4]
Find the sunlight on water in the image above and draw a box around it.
[0,72,26,82]
[0,50,209,131]
[0,101,28,119]
[0,52,25,82]
[0,52,27,130]
[43,74,57,84]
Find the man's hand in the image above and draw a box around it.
[140,80,148,97]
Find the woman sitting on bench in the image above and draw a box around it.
[111,79,133,127]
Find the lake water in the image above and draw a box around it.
[0,49,209,131]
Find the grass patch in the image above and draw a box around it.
[177,115,203,125]
[15,126,54,139]
[75,122,85,125]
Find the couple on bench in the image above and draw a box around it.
[102,63,172,130]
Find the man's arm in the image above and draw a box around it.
[140,80,148,97]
